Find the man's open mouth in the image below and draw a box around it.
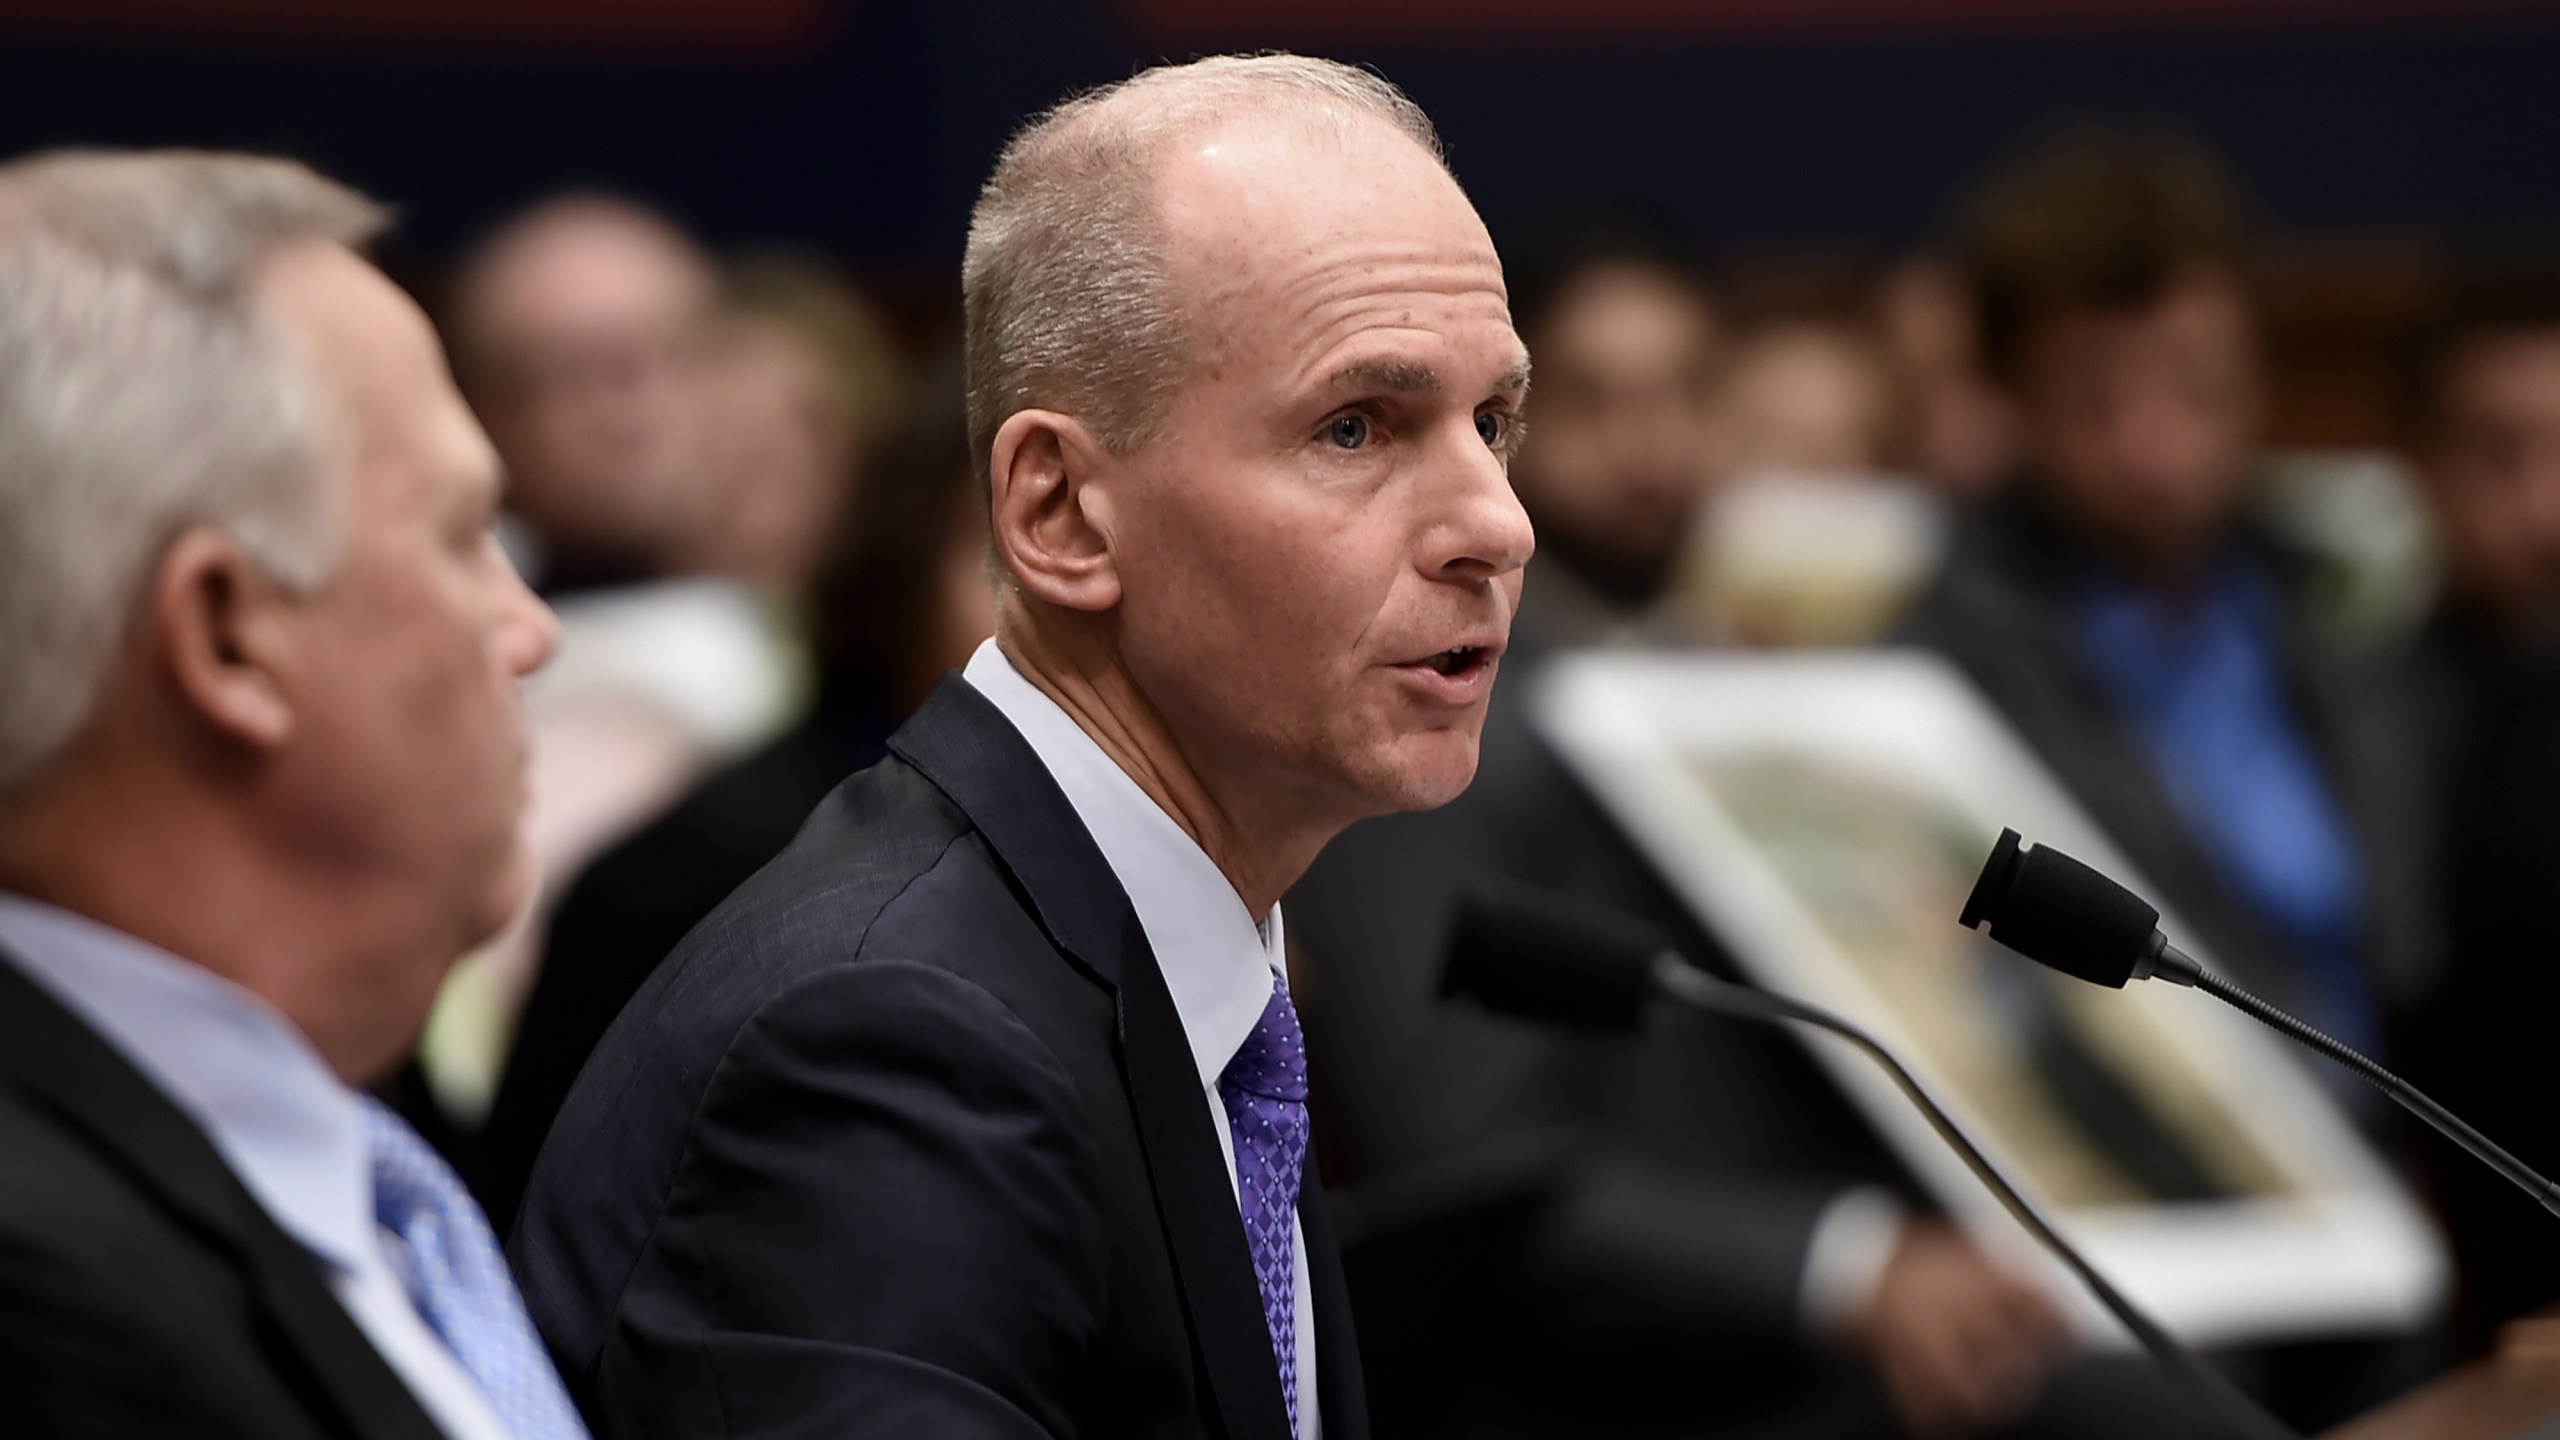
[1420,646,1489,677]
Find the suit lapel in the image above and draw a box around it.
[0,953,446,1440]
[893,680,1296,1440]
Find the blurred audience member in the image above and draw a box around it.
[450,193,721,591]
[470,363,991,1234]
[1878,258,2021,496]
[1899,127,2428,1079]
[0,149,582,1439]
[2398,249,2560,1352]
[1681,313,1940,646]
[421,197,803,1119]
[1290,219,2189,1439]
[1500,215,1723,643]
[686,253,904,595]
[1704,315,1903,481]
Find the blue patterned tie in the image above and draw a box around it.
[1219,976,1309,1437]
[359,1095,591,1440]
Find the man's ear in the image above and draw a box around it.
[150,527,301,750]
[988,408,1123,614]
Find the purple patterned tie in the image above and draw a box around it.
[1219,976,1309,1437]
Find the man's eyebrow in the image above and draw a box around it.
[1322,356,1534,398]
[1327,359,1442,396]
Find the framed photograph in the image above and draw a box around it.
[1533,648,2447,1345]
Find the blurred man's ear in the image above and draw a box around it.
[988,409,1123,614]
[151,528,301,750]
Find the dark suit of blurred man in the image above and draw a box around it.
[514,54,1537,1440]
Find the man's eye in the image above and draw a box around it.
[1329,414,1372,449]
[1476,411,1508,448]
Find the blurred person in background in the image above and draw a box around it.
[1679,311,1948,648]
[1499,216,1724,648]
[411,199,819,1128]
[2397,249,2560,1354]
[1877,259,2021,497]
[1894,129,2438,1426]
[1702,314,1903,482]
[0,149,581,1440]
[1289,218,2189,1440]
[1897,126,2428,1090]
[472,361,989,1234]
[685,253,905,595]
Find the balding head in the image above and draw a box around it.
[963,55,1448,485]
[970,55,1531,912]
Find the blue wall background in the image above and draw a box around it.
[3,3,2554,278]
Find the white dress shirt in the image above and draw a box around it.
[964,639,1321,1435]
[0,893,516,1440]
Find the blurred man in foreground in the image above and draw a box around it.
[517,54,1531,1439]
[2399,251,2560,1351]
[0,149,573,1439]
[1287,222,2190,1440]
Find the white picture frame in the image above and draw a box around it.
[1532,647,2447,1346]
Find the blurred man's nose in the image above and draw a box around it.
[501,559,562,679]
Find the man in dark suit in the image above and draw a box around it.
[2395,252,2560,1351]
[1896,128,2430,1085]
[514,54,1535,1440]
[1894,130,2436,1430]
[0,151,576,1438]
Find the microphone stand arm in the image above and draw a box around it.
[1646,955,2299,1440]
[2141,941,2560,1220]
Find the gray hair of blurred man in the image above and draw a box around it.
[962,54,1444,495]
[0,150,385,799]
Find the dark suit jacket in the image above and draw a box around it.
[470,684,896,1238]
[0,952,446,1440]
[513,678,1367,1440]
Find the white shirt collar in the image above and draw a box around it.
[962,638,1281,1086]
[0,892,377,1277]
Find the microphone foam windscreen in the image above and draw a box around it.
[1441,883,1669,1030]
[1961,831,2160,988]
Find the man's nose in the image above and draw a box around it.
[1427,423,1536,581]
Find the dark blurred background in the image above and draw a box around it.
[24,7,2560,1437]
[5,0,2559,443]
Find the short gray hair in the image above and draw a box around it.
[0,149,386,797]
[963,54,1445,484]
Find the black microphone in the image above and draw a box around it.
[1963,828,2560,1220]
[1441,883,2298,1440]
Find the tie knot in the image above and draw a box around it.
[360,1093,456,1232]
[1220,977,1307,1104]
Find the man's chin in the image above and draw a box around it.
[1363,734,1484,816]
[464,846,542,953]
